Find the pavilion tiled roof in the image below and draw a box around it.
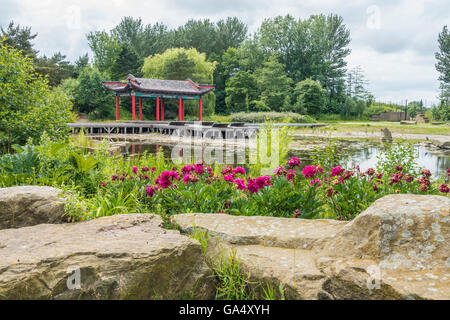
[102,74,215,96]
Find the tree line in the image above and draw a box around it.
[1,16,448,121]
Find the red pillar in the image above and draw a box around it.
[178,98,182,121]
[199,97,202,121]
[116,96,120,121]
[161,99,164,121]
[139,98,143,120]
[132,95,136,121]
[181,100,185,121]
[156,97,160,121]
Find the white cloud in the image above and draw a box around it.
[1,0,448,105]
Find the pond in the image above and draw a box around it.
[116,138,450,177]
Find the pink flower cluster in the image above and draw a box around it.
[331,166,344,177]
[146,185,159,197]
[439,184,449,193]
[155,170,179,189]
[183,174,199,184]
[286,169,297,182]
[287,156,301,167]
[246,176,272,194]
[302,165,323,178]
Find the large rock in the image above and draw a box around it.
[0,214,216,299]
[0,186,65,229]
[171,194,450,300]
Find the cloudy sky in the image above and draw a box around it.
[1,0,449,105]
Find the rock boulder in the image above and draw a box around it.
[0,214,216,299]
[172,194,450,300]
[0,186,65,229]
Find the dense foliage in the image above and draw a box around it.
[0,42,75,150]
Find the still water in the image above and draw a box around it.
[122,139,450,177]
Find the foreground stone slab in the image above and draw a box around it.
[0,186,65,229]
[172,194,450,300]
[0,214,215,299]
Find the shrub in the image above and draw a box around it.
[0,42,75,149]
[230,112,315,123]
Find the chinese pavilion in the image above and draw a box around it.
[102,74,215,121]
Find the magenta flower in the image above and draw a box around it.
[141,166,149,172]
[310,178,322,187]
[111,174,118,181]
[193,163,205,175]
[169,170,179,180]
[246,179,260,194]
[100,181,107,187]
[234,179,246,190]
[232,166,246,175]
[302,165,317,178]
[286,169,297,182]
[287,156,301,167]
[326,187,334,198]
[417,176,430,186]
[438,184,449,193]
[132,166,139,174]
[221,166,233,175]
[146,185,159,197]
[183,174,191,184]
[274,166,286,176]
[256,176,272,188]
[155,170,179,189]
[182,165,193,174]
[331,166,344,177]
[223,174,234,183]
[421,168,431,177]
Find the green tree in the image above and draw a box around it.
[215,47,240,114]
[0,42,75,148]
[162,51,196,80]
[293,79,326,115]
[73,53,89,78]
[110,44,141,79]
[174,19,217,58]
[34,52,74,87]
[407,101,425,118]
[254,56,293,111]
[346,66,371,101]
[0,21,38,58]
[435,25,450,107]
[255,14,351,109]
[87,31,121,75]
[74,66,114,118]
[214,17,248,56]
[142,47,217,116]
[225,71,258,112]
[142,47,216,83]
